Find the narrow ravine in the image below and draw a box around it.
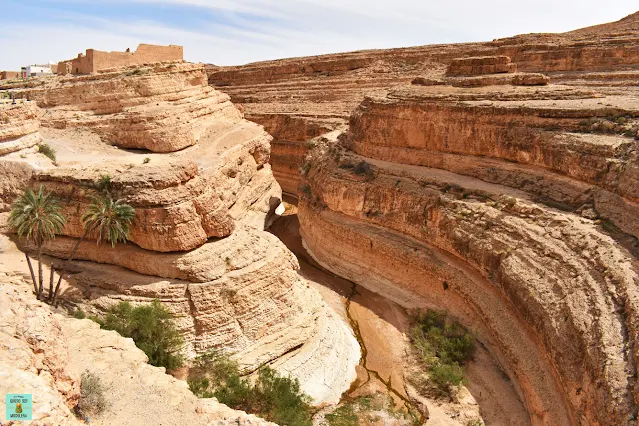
[269,197,531,426]
[342,282,425,424]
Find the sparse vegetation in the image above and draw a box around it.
[578,116,639,139]
[128,68,150,76]
[95,300,184,370]
[466,419,484,426]
[37,143,57,162]
[188,351,313,426]
[410,310,475,397]
[97,174,111,192]
[353,161,374,180]
[143,157,151,164]
[300,162,312,175]
[300,183,312,198]
[325,393,416,426]
[76,370,108,418]
[73,309,86,319]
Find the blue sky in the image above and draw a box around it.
[1,0,637,70]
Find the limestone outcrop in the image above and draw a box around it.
[0,266,276,426]
[0,101,42,155]
[209,10,639,426]
[0,61,360,406]
[16,62,243,153]
[446,55,517,75]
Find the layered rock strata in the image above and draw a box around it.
[16,62,242,153]
[1,63,360,405]
[209,10,639,426]
[295,83,639,424]
[0,265,276,426]
[208,11,639,195]
[446,55,517,75]
[0,101,42,155]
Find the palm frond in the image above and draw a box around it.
[9,185,66,246]
[82,195,136,247]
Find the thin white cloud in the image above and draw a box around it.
[0,0,637,70]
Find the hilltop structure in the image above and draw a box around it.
[57,43,183,75]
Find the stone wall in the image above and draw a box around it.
[57,44,183,75]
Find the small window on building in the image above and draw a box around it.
[76,68,79,73]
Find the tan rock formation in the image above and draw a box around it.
[208,10,639,426]
[0,266,277,426]
[0,102,43,155]
[446,55,517,75]
[1,61,360,406]
[16,62,242,152]
[208,11,639,197]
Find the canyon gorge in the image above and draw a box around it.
[1,9,639,426]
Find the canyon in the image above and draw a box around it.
[207,10,639,426]
[0,9,638,426]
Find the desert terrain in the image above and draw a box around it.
[1,9,638,426]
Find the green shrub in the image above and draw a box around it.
[410,310,475,397]
[38,143,56,162]
[300,183,312,198]
[411,310,474,365]
[73,309,86,319]
[325,403,358,426]
[143,157,151,164]
[188,351,313,426]
[353,161,374,179]
[76,370,108,417]
[429,362,466,395]
[97,174,111,192]
[98,300,184,370]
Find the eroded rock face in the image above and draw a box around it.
[208,10,639,426]
[208,11,639,199]
[299,139,639,424]
[0,266,277,426]
[446,55,517,75]
[0,102,43,155]
[1,61,360,406]
[16,62,242,153]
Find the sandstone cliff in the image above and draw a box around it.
[208,11,639,198]
[0,101,42,156]
[209,11,639,426]
[0,62,359,406]
[0,264,276,426]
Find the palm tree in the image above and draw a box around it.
[9,186,66,300]
[51,195,135,304]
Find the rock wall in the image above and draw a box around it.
[1,62,360,405]
[0,102,42,155]
[18,63,239,152]
[208,11,639,201]
[0,266,276,426]
[207,10,639,426]
[299,130,639,424]
[446,55,517,75]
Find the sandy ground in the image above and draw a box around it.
[269,199,531,426]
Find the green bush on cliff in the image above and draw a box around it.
[410,310,475,397]
[96,300,184,370]
[188,351,313,426]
